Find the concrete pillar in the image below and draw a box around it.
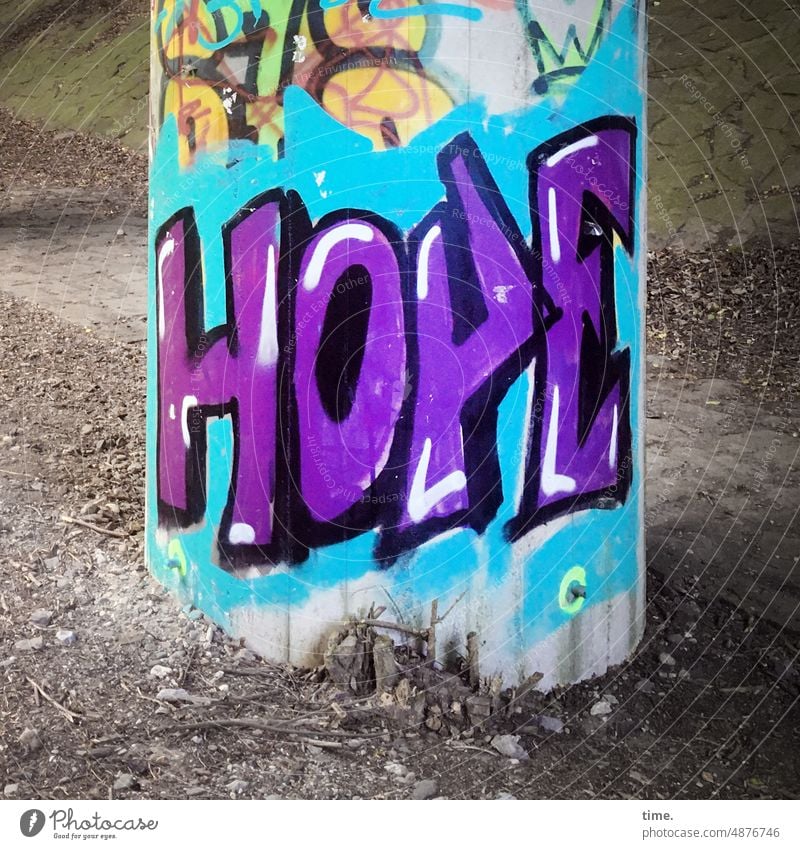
[148,0,646,689]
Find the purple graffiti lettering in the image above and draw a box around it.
[294,215,406,525]
[156,197,282,561]
[508,117,635,540]
[155,117,637,571]
[376,136,555,557]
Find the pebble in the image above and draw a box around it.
[535,714,565,734]
[156,688,212,706]
[0,656,16,668]
[495,792,518,800]
[185,786,206,797]
[18,728,42,752]
[226,779,249,794]
[113,773,138,792]
[15,637,44,652]
[384,761,409,778]
[384,762,416,784]
[411,779,438,800]
[29,609,53,627]
[4,783,19,797]
[590,699,613,716]
[491,734,529,760]
[149,664,173,679]
[55,629,77,646]
[636,679,656,693]
[156,687,191,702]
[659,652,677,667]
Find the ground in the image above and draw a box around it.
[0,103,798,799]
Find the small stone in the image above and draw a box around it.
[15,637,44,652]
[55,629,77,646]
[1,656,16,668]
[113,773,138,792]
[636,679,655,693]
[226,779,249,794]
[116,227,126,238]
[411,779,438,800]
[186,608,203,621]
[19,728,41,752]
[590,699,613,716]
[465,694,492,724]
[491,734,529,760]
[535,714,565,734]
[156,688,211,706]
[149,665,173,679]
[4,783,19,797]
[156,687,191,702]
[495,792,518,800]
[383,761,408,778]
[30,609,53,627]
[659,652,677,667]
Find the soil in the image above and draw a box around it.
[0,111,798,802]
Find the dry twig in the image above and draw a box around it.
[26,676,83,723]
[59,514,128,539]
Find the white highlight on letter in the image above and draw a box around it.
[609,403,619,467]
[257,244,278,365]
[229,523,255,544]
[181,395,198,449]
[546,135,598,168]
[417,224,441,300]
[157,236,175,340]
[408,437,467,523]
[548,187,561,263]
[303,223,373,291]
[542,385,576,496]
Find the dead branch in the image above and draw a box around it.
[59,514,128,539]
[358,619,429,639]
[26,676,83,723]
[163,717,377,739]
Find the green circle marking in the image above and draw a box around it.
[559,566,587,614]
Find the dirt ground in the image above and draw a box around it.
[0,116,798,801]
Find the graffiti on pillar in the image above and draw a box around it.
[153,0,619,162]
[155,116,636,571]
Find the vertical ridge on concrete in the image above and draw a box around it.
[147,0,646,688]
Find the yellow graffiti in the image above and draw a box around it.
[153,0,612,164]
[167,537,188,577]
[164,79,230,167]
[321,67,453,149]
